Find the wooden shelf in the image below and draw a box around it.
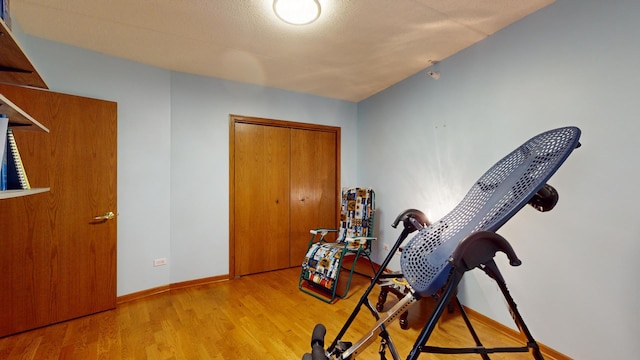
[0,17,48,89]
[0,94,49,198]
[0,188,50,199]
[0,93,49,132]
[0,18,49,199]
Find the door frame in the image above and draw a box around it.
[229,114,341,278]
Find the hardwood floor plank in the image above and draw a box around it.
[0,267,567,359]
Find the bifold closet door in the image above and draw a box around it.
[234,122,291,276]
[232,116,340,277]
[289,128,338,266]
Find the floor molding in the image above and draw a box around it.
[116,274,229,304]
[463,306,571,360]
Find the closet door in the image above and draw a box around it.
[234,122,291,276]
[231,116,340,277]
[289,128,338,266]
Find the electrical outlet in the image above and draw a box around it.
[153,258,167,267]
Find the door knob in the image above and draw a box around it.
[93,211,115,221]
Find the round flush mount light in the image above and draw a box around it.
[273,0,321,25]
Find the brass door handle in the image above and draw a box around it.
[93,211,115,221]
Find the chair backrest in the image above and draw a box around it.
[400,126,581,296]
[338,188,375,247]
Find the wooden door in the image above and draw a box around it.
[289,129,338,266]
[0,84,117,337]
[230,116,340,277]
[234,122,291,276]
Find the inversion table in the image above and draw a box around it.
[302,126,581,360]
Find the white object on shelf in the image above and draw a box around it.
[0,115,7,158]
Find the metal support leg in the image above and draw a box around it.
[454,296,490,360]
[406,269,463,360]
[481,261,544,360]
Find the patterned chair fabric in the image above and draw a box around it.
[302,243,344,289]
[300,188,375,301]
[339,188,375,250]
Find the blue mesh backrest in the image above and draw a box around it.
[400,127,581,296]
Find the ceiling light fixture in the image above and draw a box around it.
[273,0,321,25]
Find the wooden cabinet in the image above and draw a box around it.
[230,115,340,276]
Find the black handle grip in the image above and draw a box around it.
[311,344,325,360]
[391,208,430,232]
[311,323,326,347]
[302,345,326,360]
[451,231,522,270]
[303,324,327,360]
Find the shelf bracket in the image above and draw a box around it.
[0,65,32,74]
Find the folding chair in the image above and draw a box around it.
[299,187,376,303]
[302,126,582,360]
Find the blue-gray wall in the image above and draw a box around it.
[169,72,357,283]
[14,0,639,358]
[358,0,639,358]
[17,28,358,296]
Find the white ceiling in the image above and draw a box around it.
[12,0,554,102]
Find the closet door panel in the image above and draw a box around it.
[290,129,338,266]
[234,123,290,275]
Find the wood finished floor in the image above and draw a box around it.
[0,267,555,359]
